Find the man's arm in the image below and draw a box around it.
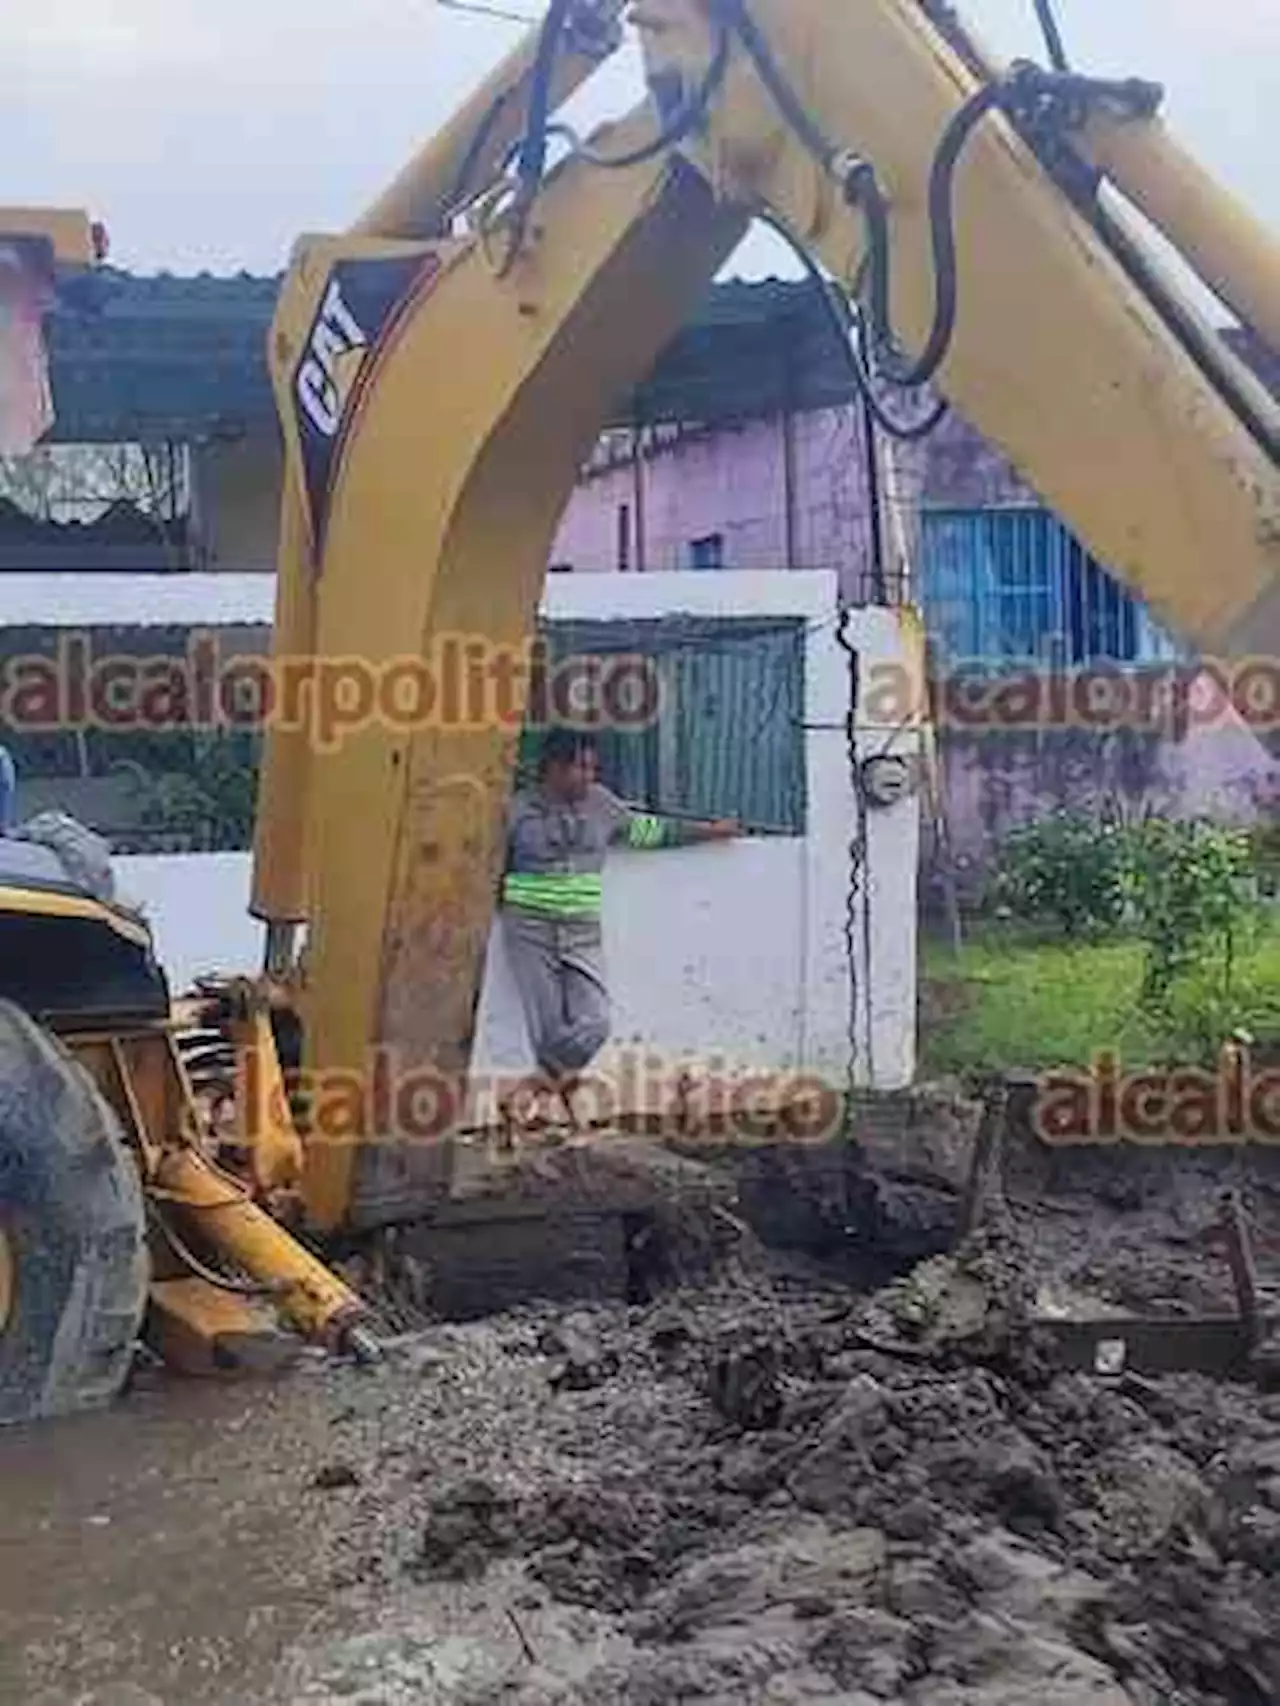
[598,788,738,849]
[636,814,739,847]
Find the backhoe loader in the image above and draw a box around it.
[1,0,1278,1426]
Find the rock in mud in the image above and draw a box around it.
[707,1344,784,1431]
[1231,1506,1280,1572]
[980,1448,1066,1535]
[311,1462,362,1491]
[525,1482,731,1612]
[807,1605,920,1694]
[950,1531,1105,1629]
[785,1378,887,1518]
[1087,1443,1218,1559]
[914,1622,1134,1705]
[856,1220,1040,1365]
[543,1314,622,1392]
[412,1479,522,1581]
[631,1520,886,1644]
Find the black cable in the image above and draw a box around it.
[865,81,1004,389]
[860,382,889,605]
[721,0,841,169]
[727,9,1147,405]
[517,0,575,186]
[493,0,724,266]
[460,0,1128,454]
[835,603,867,1123]
[446,87,518,217]
[497,122,581,177]
[722,0,995,397]
[443,2,632,217]
[1032,0,1071,74]
[145,1200,287,1299]
[853,309,950,441]
[758,212,948,443]
[494,20,730,186]
[574,22,732,169]
[516,47,729,176]
[480,0,956,408]
[500,0,576,269]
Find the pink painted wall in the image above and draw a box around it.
[551,406,877,588]
[923,703,1280,916]
[553,401,1278,880]
[550,401,1034,595]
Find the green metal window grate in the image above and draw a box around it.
[518,614,808,836]
[0,617,810,847]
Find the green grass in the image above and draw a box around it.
[920,918,1280,1078]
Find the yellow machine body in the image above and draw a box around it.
[0,211,372,1383]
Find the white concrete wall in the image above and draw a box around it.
[114,572,921,1124]
[473,574,920,1114]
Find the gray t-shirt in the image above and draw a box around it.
[502,784,677,919]
[505,783,636,879]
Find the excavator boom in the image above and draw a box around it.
[246,0,1280,1233]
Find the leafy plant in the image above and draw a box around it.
[989,809,1131,938]
[1145,968,1259,1067]
[185,732,259,844]
[113,732,259,850]
[1125,817,1258,1006]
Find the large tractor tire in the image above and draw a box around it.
[0,1000,148,1425]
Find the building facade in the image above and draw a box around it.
[551,395,1188,669]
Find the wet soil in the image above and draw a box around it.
[7,1126,1280,1704]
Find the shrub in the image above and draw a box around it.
[1125,816,1258,1004]
[114,731,259,851]
[989,809,1130,938]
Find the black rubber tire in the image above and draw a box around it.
[0,1000,148,1425]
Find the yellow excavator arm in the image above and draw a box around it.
[248,0,1280,1234]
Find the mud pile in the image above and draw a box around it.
[285,1210,1280,1705]
[12,1118,1280,1706]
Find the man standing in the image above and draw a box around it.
[501,727,738,1122]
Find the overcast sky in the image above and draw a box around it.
[5,0,1277,278]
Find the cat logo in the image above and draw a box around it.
[289,249,441,563]
[296,279,369,439]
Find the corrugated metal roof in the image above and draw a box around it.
[44,272,849,442]
[45,268,282,444]
[44,264,1277,446]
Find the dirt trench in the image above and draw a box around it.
[7,1118,1280,1705]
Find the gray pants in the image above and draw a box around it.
[501,909,611,1079]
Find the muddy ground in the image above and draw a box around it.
[7,1123,1280,1705]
